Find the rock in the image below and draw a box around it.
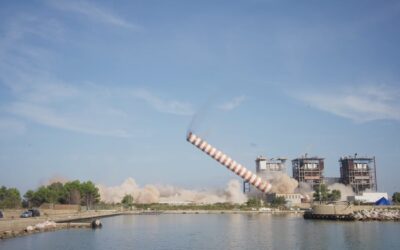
[91,219,102,229]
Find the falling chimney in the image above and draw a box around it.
[186,132,272,193]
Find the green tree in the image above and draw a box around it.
[393,192,400,204]
[246,197,262,207]
[81,181,100,209]
[23,190,35,208]
[313,184,330,202]
[0,186,22,208]
[271,196,286,208]
[121,194,134,209]
[47,182,68,204]
[328,190,341,202]
[64,180,82,205]
[30,186,52,206]
[314,184,341,202]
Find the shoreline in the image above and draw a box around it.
[2,207,399,241]
[0,210,121,240]
[0,209,303,240]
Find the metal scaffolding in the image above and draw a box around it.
[339,155,377,194]
[292,155,324,189]
[243,156,286,194]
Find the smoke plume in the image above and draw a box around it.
[97,178,247,204]
[269,173,299,193]
[327,183,355,201]
[42,175,69,186]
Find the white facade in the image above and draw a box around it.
[267,193,302,205]
[256,157,267,171]
[347,192,388,203]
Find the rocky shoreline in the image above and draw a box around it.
[304,204,400,221]
[0,221,92,240]
[353,209,400,221]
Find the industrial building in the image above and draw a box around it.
[243,156,286,193]
[266,193,302,206]
[292,155,324,189]
[339,155,377,194]
[323,177,341,186]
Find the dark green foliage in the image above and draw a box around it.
[329,190,341,202]
[23,180,100,208]
[246,198,262,207]
[270,196,286,207]
[80,181,100,209]
[393,192,400,204]
[121,194,134,209]
[133,202,238,211]
[64,180,82,204]
[313,184,341,202]
[0,186,21,209]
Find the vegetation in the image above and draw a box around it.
[313,184,341,202]
[0,186,21,209]
[133,202,240,211]
[393,192,400,204]
[130,198,290,211]
[23,181,100,208]
[121,194,134,209]
[246,198,262,208]
[270,196,286,208]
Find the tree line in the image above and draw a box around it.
[0,181,100,209]
[313,184,341,202]
[2,184,400,209]
[0,186,21,209]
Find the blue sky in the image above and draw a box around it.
[0,0,399,194]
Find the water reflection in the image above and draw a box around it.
[1,214,399,250]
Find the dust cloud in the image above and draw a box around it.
[96,178,247,204]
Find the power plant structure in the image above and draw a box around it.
[186,131,382,205]
[339,155,377,194]
[292,155,324,189]
[186,132,272,193]
[243,156,286,193]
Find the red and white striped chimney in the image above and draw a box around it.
[186,132,272,193]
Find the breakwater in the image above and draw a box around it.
[304,204,400,221]
[0,210,121,240]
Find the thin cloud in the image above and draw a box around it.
[6,102,131,138]
[47,0,139,29]
[133,89,194,116]
[218,96,246,111]
[0,14,142,138]
[296,85,400,122]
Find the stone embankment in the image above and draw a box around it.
[0,210,121,240]
[353,209,400,221]
[304,204,400,221]
[1,220,92,240]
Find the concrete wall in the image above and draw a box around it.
[312,204,354,215]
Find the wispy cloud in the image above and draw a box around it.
[6,102,131,138]
[218,96,246,111]
[133,89,194,116]
[0,15,138,138]
[296,85,400,122]
[47,0,139,29]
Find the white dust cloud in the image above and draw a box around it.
[327,183,355,201]
[97,178,247,204]
[269,173,299,193]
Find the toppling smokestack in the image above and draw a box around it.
[187,132,272,193]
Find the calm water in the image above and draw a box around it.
[1,214,399,250]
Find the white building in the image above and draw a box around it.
[347,192,388,204]
[266,193,302,206]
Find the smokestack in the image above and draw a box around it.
[186,132,272,193]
